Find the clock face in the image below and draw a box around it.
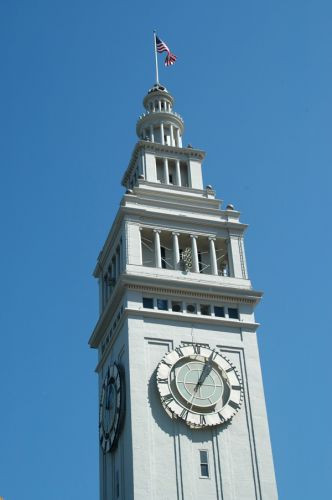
[156,344,243,428]
[99,363,125,453]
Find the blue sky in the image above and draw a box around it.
[0,1,331,499]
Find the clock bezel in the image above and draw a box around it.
[156,344,243,429]
[99,362,125,453]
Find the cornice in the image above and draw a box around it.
[124,278,262,303]
[89,279,125,346]
[121,204,248,232]
[89,273,262,349]
[93,307,260,368]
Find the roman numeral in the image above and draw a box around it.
[161,359,172,368]
[180,409,189,420]
[175,347,184,358]
[157,377,168,384]
[193,344,201,354]
[199,415,206,426]
[228,400,240,410]
[218,412,225,423]
[162,393,174,406]
[231,385,241,391]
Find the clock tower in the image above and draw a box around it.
[89,83,278,499]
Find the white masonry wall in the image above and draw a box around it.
[125,309,277,500]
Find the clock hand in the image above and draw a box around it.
[196,351,215,388]
[188,376,201,410]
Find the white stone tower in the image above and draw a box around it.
[89,83,278,500]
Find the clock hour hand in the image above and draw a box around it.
[196,351,214,388]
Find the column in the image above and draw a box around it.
[170,125,175,146]
[190,235,199,273]
[172,232,180,270]
[149,125,154,142]
[175,159,181,186]
[176,128,181,147]
[154,230,162,268]
[208,237,218,275]
[163,158,169,184]
[227,237,235,277]
[160,122,164,145]
[158,100,162,111]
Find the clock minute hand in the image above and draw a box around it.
[196,363,208,388]
[196,351,215,388]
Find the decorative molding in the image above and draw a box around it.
[126,283,258,305]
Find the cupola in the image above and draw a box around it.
[136,84,184,147]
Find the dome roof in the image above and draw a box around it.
[147,83,169,94]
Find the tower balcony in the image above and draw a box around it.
[136,110,184,147]
[138,227,247,281]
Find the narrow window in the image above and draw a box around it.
[143,297,154,309]
[180,161,189,187]
[199,450,209,478]
[186,304,196,314]
[157,299,168,311]
[116,470,120,497]
[200,304,211,316]
[198,251,203,272]
[156,157,164,182]
[214,306,225,317]
[172,301,182,312]
[161,246,167,269]
[228,307,239,319]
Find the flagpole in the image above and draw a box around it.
[153,30,159,85]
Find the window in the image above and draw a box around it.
[161,246,167,269]
[116,470,120,497]
[214,306,225,317]
[157,299,168,311]
[200,304,211,316]
[187,304,197,314]
[228,307,239,319]
[172,301,182,312]
[198,251,203,272]
[180,161,189,187]
[199,450,209,478]
[143,297,154,309]
[156,158,164,182]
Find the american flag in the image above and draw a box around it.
[156,35,177,66]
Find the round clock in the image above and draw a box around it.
[99,363,125,453]
[156,344,242,428]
